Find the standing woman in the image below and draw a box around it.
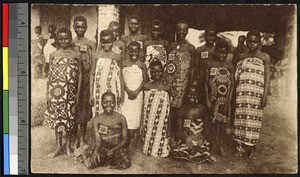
[233,30,270,159]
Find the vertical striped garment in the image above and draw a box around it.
[141,89,170,157]
[233,57,265,146]
[92,58,121,117]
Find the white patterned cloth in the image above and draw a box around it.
[141,89,170,157]
[92,58,121,117]
[233,57,265,146]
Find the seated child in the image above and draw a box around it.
[75,92,131,170]
[141,60,171,157]
[205,40,234,156]
[170,86,215,164]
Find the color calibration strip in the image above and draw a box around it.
[2,3,29,175]
[3,2,10,175]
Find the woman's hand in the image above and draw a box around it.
[89,97,95,106]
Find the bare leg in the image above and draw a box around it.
[48,131,63,158]
[66,132,74,157]
[218,124,226,156]
[79,123,88,147]
[72,125,79,149]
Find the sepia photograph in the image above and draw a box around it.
[30,3,297,174]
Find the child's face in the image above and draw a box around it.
[74,20,87,37]
[150,64,163,81]
[205,30,217,45]
[214,47,228,61]
[35,28,41,35]
[238,36,246,45]
[246,35,261,52]
[57,32,71,49]
[100,35,113,52]
[109,25,120,40]
[128,45,140,62]
[151,25,161,39]
[176,23,188,40]
[101,95,116,114]
[128,18,140,34]
[187,87,199,104]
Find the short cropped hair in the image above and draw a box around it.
[128,14,140,23]
[149,60,163,70]
[101,91,116,102]
[57,28,72,39]
[100,30,113,38]
[74,16,87,25]
[128,41,140,49]
[108,21,119,29]
[215,40,230,51]
[205,23,217,33]
[152,20,162,27]
[177,19,188,27]
[247,30,261,40]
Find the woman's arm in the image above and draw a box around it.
[262,54,271,108]
[89,55,97,106]
[76,53,83,104]
[93,118,102,161]
[133,63,147,96]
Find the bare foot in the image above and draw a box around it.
[79,140,87,147]
[66,146,74,157]
[218,146,226,156]
[72,139,79,150]
[48,147,63,158]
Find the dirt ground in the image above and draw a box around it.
[30,79,297,174]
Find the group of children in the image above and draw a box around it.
[43,14,270,170]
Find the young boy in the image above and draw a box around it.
[72,16,97,148]
[141,60,171,157]
[205,40,234,156]
[144,20,169,80]
[44,28,83,157]
[121,41,147,152]
[171,86,215,164]
[233,30,270,159]
[90,30,124,118]
[194,24,218,101]
[43,25,58,78]
[120,14,147,60]
[32,26,45,79]
[74,92,131,169]
[163,20,195,143]
[232,35,248,67]
[98,21,126,57]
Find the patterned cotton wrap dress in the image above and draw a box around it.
[208,67,232,123]
[233,57,265,146]
[44,51,80,133]
[121,65,144,130]
[92,58,122,117]
[141,89,170,157]
[163,49,192,108]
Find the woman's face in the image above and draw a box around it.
[246,35,261,52]
[100,35,113,52]
[128,45,140,62]
[150,65,163,81]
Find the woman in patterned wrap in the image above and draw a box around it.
[144,20,169,80]
[44,28,83,158]
[205,40,234,156]
[141,60,171,157]
[233,30,270,159]
[90,30,124,118]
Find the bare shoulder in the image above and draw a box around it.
[258,51,271,63]
[144,82,151,90]
[138,60,146,69]
[161,83,171,91]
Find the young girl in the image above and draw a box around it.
[141,60,171,157]
[90,30,124,117]
[144,20,169,80]
[74,92,131,169]
[44,28,82,157]
[121,41,147,151]
[171,86,215,164]
[205,40,234,156]
[233,30,270,159]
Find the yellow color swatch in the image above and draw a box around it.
[3,47,9,90]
